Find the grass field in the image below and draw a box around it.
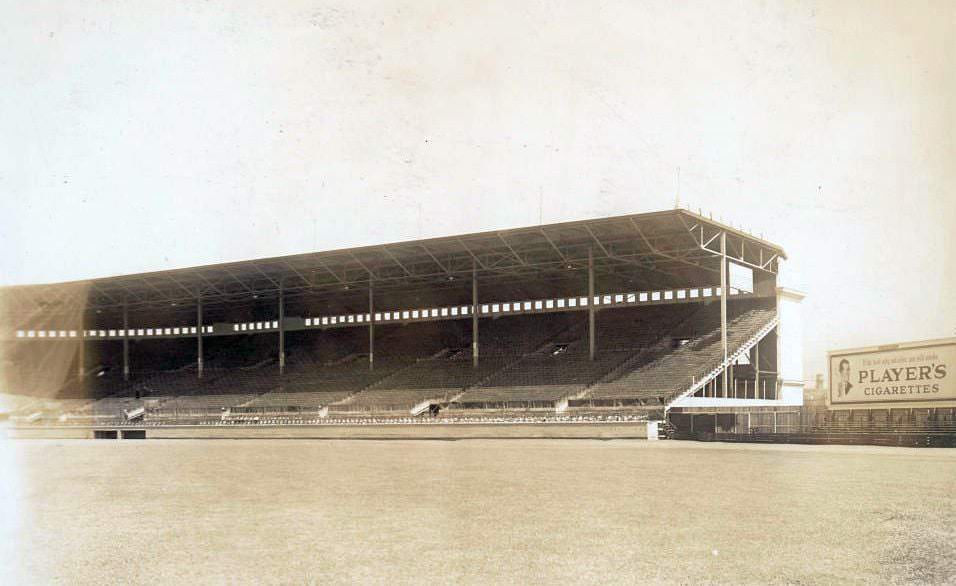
[2,438,955,585]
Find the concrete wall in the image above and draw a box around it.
[777,286,806,406]
[3,426,95,439]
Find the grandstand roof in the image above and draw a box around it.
[2,209,785,316]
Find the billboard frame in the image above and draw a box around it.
[827,337,956,409]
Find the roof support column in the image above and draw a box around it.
[472,261,479,369]
[588,247,595,362]
[368,281,374,371]
[122,301,130,381]
[197,294,204,380]
[720,231,728,397]
[754,337,760,399]
[278,282,285,375]
[77,313,85,380]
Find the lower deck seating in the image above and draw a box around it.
[332,387,458,412]
[452,352,630,408]
[451,304,709,409]
[337,356,514,412]
[237,390,352,411]
[156,393,260,412]
[577,304,775,406]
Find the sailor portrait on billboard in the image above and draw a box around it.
[836,358,853,398]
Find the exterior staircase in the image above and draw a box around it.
[664,315,779,408]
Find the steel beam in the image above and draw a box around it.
[368,281,374,370]
[588,247,595,362]
[197,295,204,379]
[278,282,285,375]
[720,231,728,397]
[122,302,130,381]
[77,314,85,379]
[472,261,478,368]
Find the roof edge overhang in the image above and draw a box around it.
[5,209,787,290]
[1,208,788,316]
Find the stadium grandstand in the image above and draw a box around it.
[0,208,806,439]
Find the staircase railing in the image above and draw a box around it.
[664,314,779,408]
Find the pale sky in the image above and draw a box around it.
[1,0,954,380]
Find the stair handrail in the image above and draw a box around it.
[664,313,779,407]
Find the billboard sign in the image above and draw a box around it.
[829,340,955,406]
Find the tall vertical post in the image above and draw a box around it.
[122,302,130,381]
[472,261,478,369]
[278,282,285,375]
[368,280,374,370]
[754,338,761,400]
[729,363,735,398]
[197,294,204,379]
[588,247,595,362]
[720,231,728,397]
[77,312,85,380]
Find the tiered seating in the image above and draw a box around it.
[330,359,482,412]
[141,345,280,414]
[454,354,628,407]
[158,393,260,412]
[135,368,214,397]
[452,305,697,409]
[334,314,579,412]
[238,358,406,413]
[334,356,507,412]
[240,323,454,414]
[578,304,776,406]
[238,390,350,411]
[338,387,458,412]
[146,377,271,413]
[6,298,781,424]
[89,396,142,417]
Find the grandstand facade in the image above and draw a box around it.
[0,209,804,438]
